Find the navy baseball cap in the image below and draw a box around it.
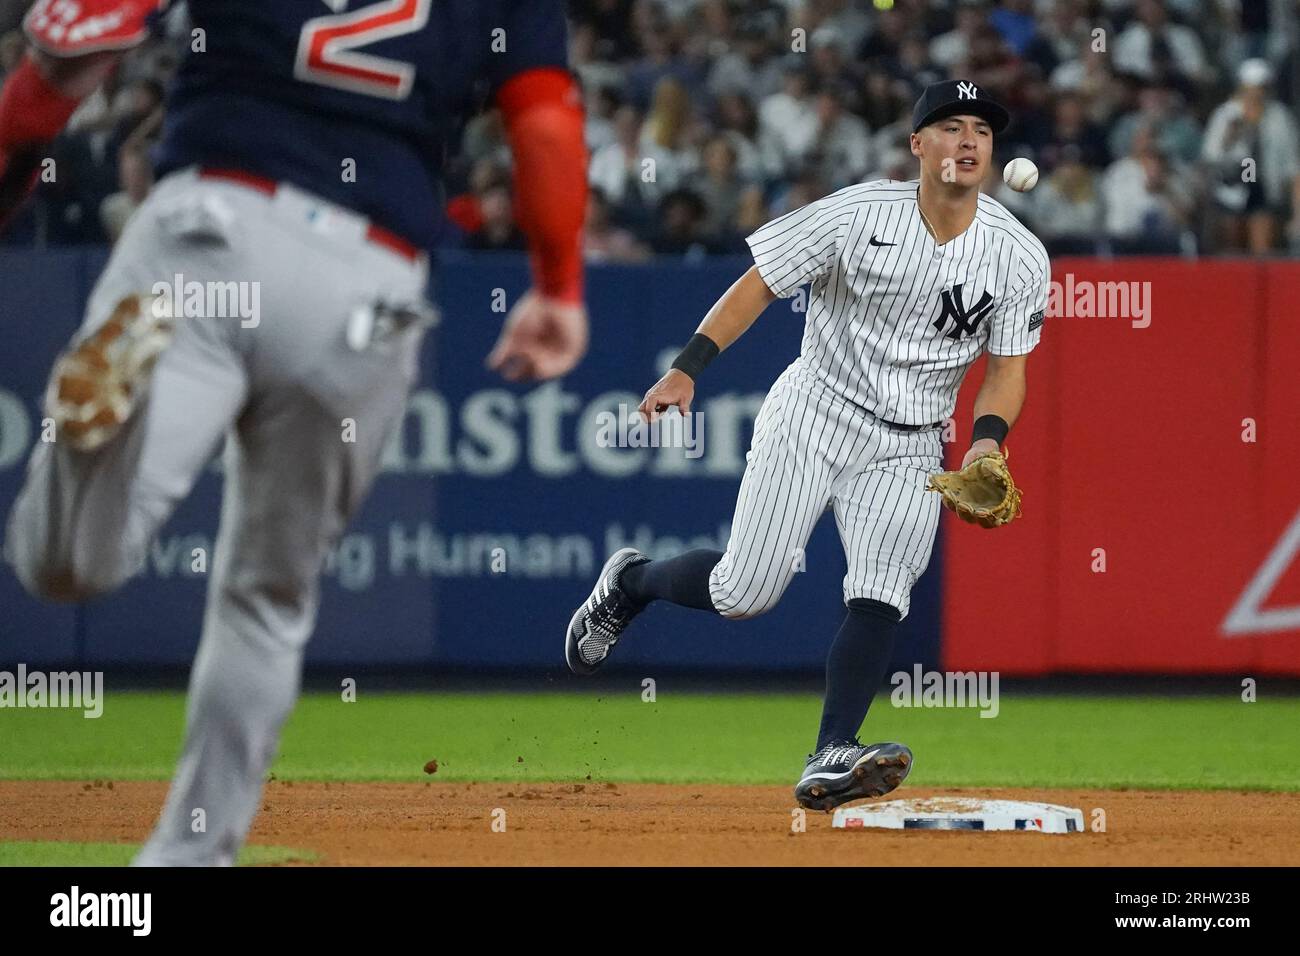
[911,80,1010,134]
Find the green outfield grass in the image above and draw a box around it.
[2,689,1297,790]
[0,842,317,867]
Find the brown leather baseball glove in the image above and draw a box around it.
[926,450,1023,529]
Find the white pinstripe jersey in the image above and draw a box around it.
[746,180,1050,426]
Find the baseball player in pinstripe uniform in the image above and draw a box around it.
[566,80,1049,811]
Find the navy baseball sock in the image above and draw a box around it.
[815,598,901,750]
[620,548,723,612]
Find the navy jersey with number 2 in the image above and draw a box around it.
[156,0,568,250]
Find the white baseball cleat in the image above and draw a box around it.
[45,294,173,452]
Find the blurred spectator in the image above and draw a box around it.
[1050,34,1126,125]
[696,135,748,240]
[623,7,704,110]
[857,69,915,132]
[100,141,153,244]
[712,92,764,181]
[889,32,944,96]
[1113,0,1210,92]
[1108,84,1202,165]
[807,25,854,93]
[988,0,1037,57]
[1102,127,1196,254]
[445,159,507,238]
[871,106,919,174]
[809,86,873,190]
[1003,76,1054,156]
[957,23,1023,98]
[857,7,916,68]
[584,187,650,263]
[37,74,163,245]
[869,145,916,184]
[463,182,526,252]
[931,1,988,72]
[769,169,830,218]
[584,85,621,154]
[801,0,872,58]
[733,183,769,238]
[121,35,178,88]
[708,19,783,101]
[733,0,786,40]
[1033,146,1103,255]
[650,188,715,257]
[1225,0,1292,66]
[1202,58,1300,254]
[589,105,681,228]
[459,109,510,171]
[694,129,768,250]
[758,64,820,179]
[571,22,628,96]
[1022,0,1093,79]
[1038,91,1109,172]
[639,77,699,176]
[569,0,639,62]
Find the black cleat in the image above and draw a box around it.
[794,740,913,812]
[565,547,649,675]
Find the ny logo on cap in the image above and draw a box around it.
[957,81,978,100]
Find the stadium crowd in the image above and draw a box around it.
[3,0,1299,257]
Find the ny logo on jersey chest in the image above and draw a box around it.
[932,283,994,340]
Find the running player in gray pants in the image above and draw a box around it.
[4,0,590,865]
[566,80,1049,812]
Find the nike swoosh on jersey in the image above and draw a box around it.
[869,235,896,246]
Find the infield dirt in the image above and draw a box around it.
[2,781,1296,866]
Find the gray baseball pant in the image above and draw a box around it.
[4,168,429,865]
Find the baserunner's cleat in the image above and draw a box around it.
[45,294,173,452]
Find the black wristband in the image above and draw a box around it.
[971,414,1009,447]
[670,333,720,381]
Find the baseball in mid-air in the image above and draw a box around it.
[1003,158,1039,192]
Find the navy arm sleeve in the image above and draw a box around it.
[487,0,570,92]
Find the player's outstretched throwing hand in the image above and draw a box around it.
[638,368,695,423]
[487,290,589,382]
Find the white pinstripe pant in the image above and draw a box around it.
[709,362,943,620]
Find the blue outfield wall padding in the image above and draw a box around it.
[0,248,942,672]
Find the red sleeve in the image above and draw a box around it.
[0,54,84,230]
[0,55,83,148]
[496,67,588,304]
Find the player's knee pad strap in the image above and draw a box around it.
[846,597,902,624]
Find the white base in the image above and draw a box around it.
[832,798,1084,834]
